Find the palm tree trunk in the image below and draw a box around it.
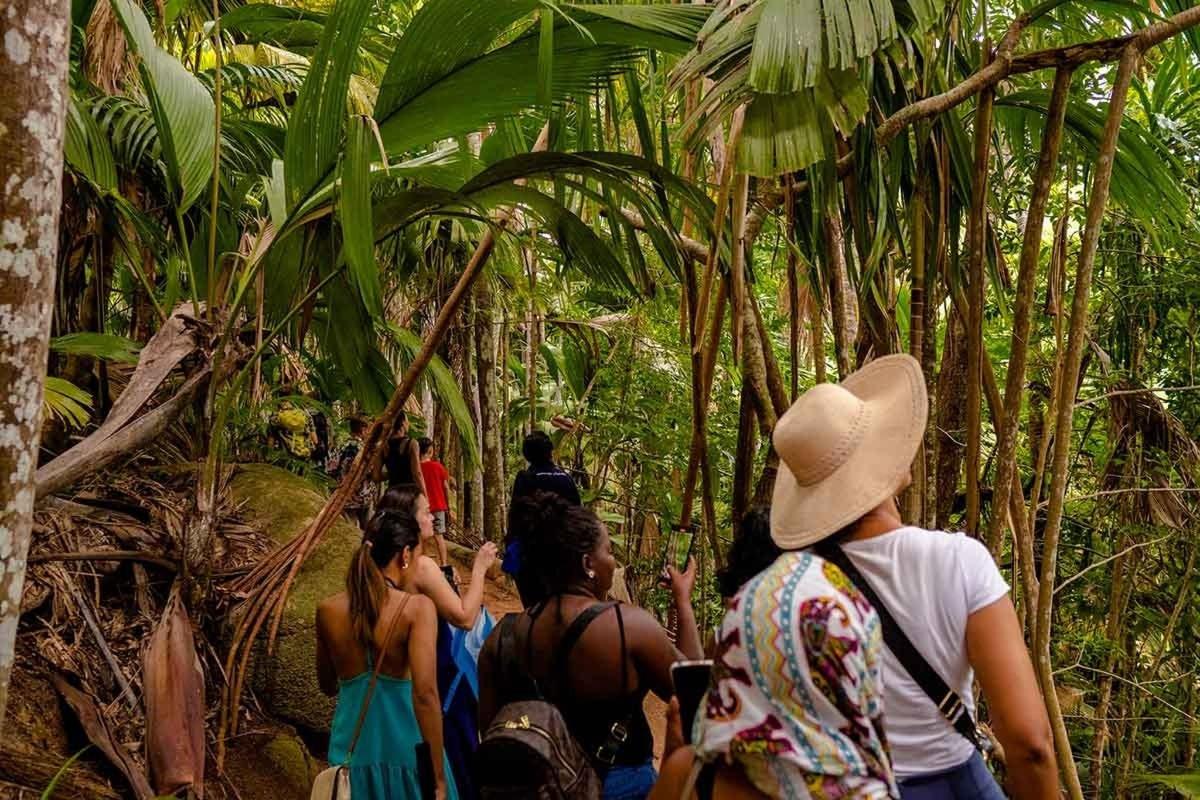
[1087,534,1137,800]
[785,176,800,399]
[964,85,995,540]
[824,211,854,379]
[0,0,70,731]
[905,141,929,524]
[462,291,484,537]
[1115,538,1197,793]
[986,66,1073,555]
[936,307,968,528]
[475,280,504,543]
[731,379,757,531]
[1036,47,1140,800]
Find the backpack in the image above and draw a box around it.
[477,604,626,800]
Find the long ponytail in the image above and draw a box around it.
[346,508,421,649]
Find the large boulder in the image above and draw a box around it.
[230,463,361,733]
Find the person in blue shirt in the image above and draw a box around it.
[504,431,581,605]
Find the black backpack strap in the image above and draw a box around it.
[815,542,981,750]
[553,601,616,675]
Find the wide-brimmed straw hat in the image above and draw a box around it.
[771,354,928,550]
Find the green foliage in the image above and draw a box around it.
[42,377,93,430]
[109,0,215,212]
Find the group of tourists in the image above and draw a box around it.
[313,354,1059,800]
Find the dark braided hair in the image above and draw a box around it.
[510,490,604,597]
[346,507,421,649]
[716,506,781,598]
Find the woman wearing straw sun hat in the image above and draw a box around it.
[766,354,1057,800]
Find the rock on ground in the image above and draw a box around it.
[229,463,361,734]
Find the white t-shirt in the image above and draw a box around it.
[840,527,1010,778]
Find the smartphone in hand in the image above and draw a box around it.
[661,524,696,577]
[671,659,712,744]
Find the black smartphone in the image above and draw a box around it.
[671,659,712,744]
[662,524,696,575]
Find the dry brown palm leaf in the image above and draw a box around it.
[84,0,132,94]
[143,585,205,799]
[37,308,213,498]
[51,674,155,800]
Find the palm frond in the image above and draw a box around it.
[109,0,215,212]
[43,377,94,430]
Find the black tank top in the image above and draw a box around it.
[509,600,653,769]
[384,437,418,486]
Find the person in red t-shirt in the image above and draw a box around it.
[418,437,451,566]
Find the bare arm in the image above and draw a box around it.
[314,606,338,696]
[415,550,495,630]
[626,605,685,702]
[967,597,1058,800]
[408,596,447,796]
[669,560,704,662]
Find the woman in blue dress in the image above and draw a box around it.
[316,508,457,800]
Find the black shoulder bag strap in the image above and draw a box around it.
[815,542,981,750]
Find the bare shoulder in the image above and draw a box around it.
[405,591,437,622]
[614,602,667,638]
[316,592,348,622]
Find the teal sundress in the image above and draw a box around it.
[328,656,460,800]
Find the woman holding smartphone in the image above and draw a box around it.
[477,491,703,800]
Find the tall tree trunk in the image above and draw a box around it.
[464,288,484,538]
[904,137,929,524]
[1036,47,1140,800]
[730,379,757,533]
[936,307,968,528]
[785,177,801,399]
[525,247,538,433]
[924,130,950,529]
[475,280,504,544]
[0,0,70,731]
[986,67,1073,555]
[964,85,995,540]
[1088,535,1138,800]
[824,211,854,379]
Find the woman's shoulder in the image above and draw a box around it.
[316,591,349,618]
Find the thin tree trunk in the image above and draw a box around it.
[1116,539,1196,793]
[824,212,854,379]
[905,139,929,524]
[731,380,757,534]
[986,67,1073,555]
[964,85,995,540]
[785,177,801,399]
[730,174,750,360]
[463,291,484,538]
[525,248,538,433]
[1036,47,1140,800]
[936,308,969,528]
[0,0,70,731]
[749,285,789,418]
[811,290,828,384]
[475,280,504,544]
[1088,535,1137,800]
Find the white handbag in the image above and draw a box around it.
[311,593,411,800]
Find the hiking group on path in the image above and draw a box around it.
[313,354,1057,800]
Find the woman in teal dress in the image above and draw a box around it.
[316,509,458,800]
